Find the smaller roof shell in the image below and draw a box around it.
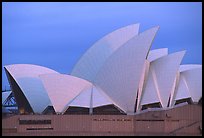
[4,64,59,113]
[140,51,186,108]
[40,74,114,114]
[147,48,168,62]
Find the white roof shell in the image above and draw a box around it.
[40,74,114,114]
[40,74,92,113]
[92,86,113,108]
[147,48,168,62]
[71,24,140,82]
[140,51,186,108]
[178,67,202,103]
[136,60,150,111]
[68,85,113,108]
[170,65,202,106]
[136,48,168,111]
[179,64,202,72]
[69,88,92,108]
[4,64,59,113]
[94,26,160,114]
[139,64,161,106]
[174,74,191,101]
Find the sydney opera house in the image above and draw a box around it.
[2,24,202,136]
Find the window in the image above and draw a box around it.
[19,119,51,125]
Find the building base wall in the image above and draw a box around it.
[2,104,202,136]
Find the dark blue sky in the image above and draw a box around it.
[2,2,202,90]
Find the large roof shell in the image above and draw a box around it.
[71,24,140,82]
[94,26,159,114]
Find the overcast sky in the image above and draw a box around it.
[2,2,202,90]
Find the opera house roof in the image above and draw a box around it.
[4,24,202,115]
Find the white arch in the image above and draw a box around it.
[40,74,115,114]
[94,26,160,114]
[170,65,202,106]
[136,48,168,111]
[174,74,191,101]
[39,74,93,114]
[139,65,160,106]
[71,24,140,82]
[180,67,202,103]
[4,64,59,113]
[68,85,113,108]
[140,51,186,108]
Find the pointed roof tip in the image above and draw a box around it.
[160,47,168,52]
[151,50,186,64]
[128,23,140,30]
[170,50,186,55]
[141,25,160,34]
[121,23,140,28]
[132,23,140,25]
[182,50,186,54]
[3,65,11,69]
[150,25,160,33]
[149,25,160,29]
[135,23,140,26]
[151,47,168,51]
[180,50,186,60]
[4,64,10,67]
[125,23,140,30]
[178,50,186,56]
[130,23,140,26]
[153,25,160,30]
[167,50,186,60]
